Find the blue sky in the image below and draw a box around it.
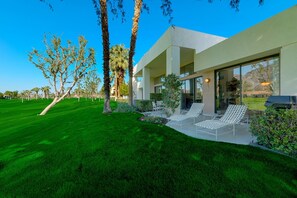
[0,0,296,93]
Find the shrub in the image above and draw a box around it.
[150,93,163,102]
[162,74,182,115]
[134,100,153,112]
[114,102,136,113]
[139,116,168,125]
[250,107,297,157]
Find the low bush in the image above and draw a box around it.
[114,102,136,113]
[250,107,297,157]
[139,116,168,125]
[134,100,152,112]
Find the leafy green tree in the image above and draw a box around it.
[12,91,18,98]
[0,92,4,99]
[83,70,101,101]
[162,74,183,115]
[98,85,105,98]
[119,81,129,97]
[110,44,129,98]
[4,91,13,99]
[74,82,84,102]
[29,35,96,115]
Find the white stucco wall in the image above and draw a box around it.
[134,26,225,76]
[195,6,297,73]
[133,26,226,100]
[280,42,297,95]
[194,5,297,108]
[171,27,226,53]
[201,71,215,114]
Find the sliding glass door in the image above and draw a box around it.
[181,77,203,110]
[216,56,280,112]
[216,66,241,111]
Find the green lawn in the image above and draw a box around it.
[0,99,296,197]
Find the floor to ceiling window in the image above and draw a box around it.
[195,77,203,103]
[216,66,241,111]
[181,77,203,110]
[180,63,203,110]
[216,56,280,112]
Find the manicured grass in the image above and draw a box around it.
[0,99,296,197]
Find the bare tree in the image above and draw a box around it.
[28,35,96,115]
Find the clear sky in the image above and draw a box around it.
[0,0,296,93]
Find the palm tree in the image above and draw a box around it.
[19,91,26,103]
[44,86,51,99]
[41,86,50,99]
[128,0,142,105]
[31,87,40,100]
[110,44,129,98]
[24,90,31,100]
[92,0,111,113]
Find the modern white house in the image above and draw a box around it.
[133,5,297,114]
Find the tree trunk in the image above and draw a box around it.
[115,77,118,98]
[117,77,120,98]
[39,82,76,115]
[40,97,59,115]
[100,0,112,113]
[118,69,124,97]
[128,0,142,106]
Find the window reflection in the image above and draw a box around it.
[216,66,241,111]
[216,56,280,112]
[242,57,280,110]
[181,77,203,110]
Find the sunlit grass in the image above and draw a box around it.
[0,98,296,197]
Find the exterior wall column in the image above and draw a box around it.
[166,46,181,114]
[202,71,215,114]
[143,67,151,100]
[280,43,297,95]
[166,46,180,76]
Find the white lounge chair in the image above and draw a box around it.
[168,103,204,126]
[152,101,162,111]
[156,101,165,110]
[195,105,247,140]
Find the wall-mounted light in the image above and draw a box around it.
[204,78,211,83]
[260,82,270,86]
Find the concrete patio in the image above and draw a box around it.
[145,111,256,145]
